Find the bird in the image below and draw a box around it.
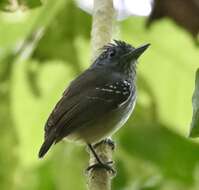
[38,40,150,171]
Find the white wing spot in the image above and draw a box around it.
[101,88,114,92]
[115,90,121,94]
[123,91,129,95]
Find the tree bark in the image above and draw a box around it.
[87,0,115,190]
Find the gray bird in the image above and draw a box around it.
[38,40,150,171]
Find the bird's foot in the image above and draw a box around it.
[94,138,115,150]
[87,161,116,175]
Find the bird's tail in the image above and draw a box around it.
[38,134,55,158]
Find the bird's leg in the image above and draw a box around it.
[94,138,115,150]
[87,143,115,174]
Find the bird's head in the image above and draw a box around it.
[92,40,150,75]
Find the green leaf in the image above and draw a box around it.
[33,0,91,73]
[120,121,199,184]
[0,0,42,12]
[19,0,42,9]
[189,69,199,137]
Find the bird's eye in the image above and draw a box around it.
[108,49,116,58]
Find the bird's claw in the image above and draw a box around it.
[87,161,116,175]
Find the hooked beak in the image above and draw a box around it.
[123,43,150,61]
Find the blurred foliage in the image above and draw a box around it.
[147,0,199,43]
[0,0,199,190]
[0,0,42,12]
[190,69,199,137]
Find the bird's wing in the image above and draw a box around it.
[39,68,133,157]
[45,69,133,139]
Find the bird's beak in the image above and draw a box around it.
[123,43,150,61]
[132,43,150,59]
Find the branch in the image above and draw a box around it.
[87,0,115,190]
[87,141,115,190]
[90,0,115,61]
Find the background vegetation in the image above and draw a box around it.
[0,0,199,190]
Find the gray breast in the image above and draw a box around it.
[107,90,136,136]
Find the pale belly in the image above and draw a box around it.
[66,94,136,144]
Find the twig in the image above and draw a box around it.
[91,0,115,62]
[87,0,115,190]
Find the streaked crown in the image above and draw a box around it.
[92,40,150,75]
